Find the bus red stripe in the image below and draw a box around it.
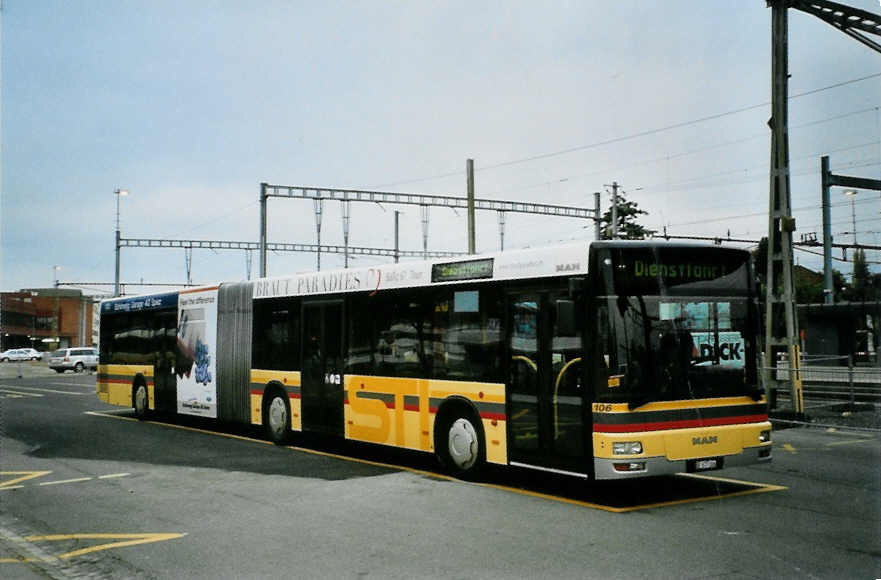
[98,378,153,386]
[593,414,768,433]
[479,412,507,421]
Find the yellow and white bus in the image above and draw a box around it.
[98,240,772,479]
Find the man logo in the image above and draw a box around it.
[556,263,581,273]
[692,436,718,445]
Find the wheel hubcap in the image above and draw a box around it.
[447,418,478,470]
[135,387,147,414]
[268,397,288,437]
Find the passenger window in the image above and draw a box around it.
[374,292,432,378]
[433,288,502,382]
[509,297,539,394]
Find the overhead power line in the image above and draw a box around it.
[489,107,880,200]
[378,72,880,189]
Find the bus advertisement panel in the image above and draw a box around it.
[176,288,219,418]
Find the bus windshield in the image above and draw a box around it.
[593,246,760,406]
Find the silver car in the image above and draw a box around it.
[1,348,42,362]
[48,347,98,373]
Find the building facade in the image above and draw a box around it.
[1,289,96,352]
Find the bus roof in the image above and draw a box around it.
[252,239,747,300]
[99,239,748,306]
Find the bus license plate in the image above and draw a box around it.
[689,457,722,472]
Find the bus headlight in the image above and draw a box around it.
[759,430,771,443]
[613,441,643,455]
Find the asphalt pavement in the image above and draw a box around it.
[1,369,879,579]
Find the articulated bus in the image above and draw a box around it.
[98,240,771,480]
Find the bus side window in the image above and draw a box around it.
[594,302,612,392]
[346,295,375,375]
[374,291,432,379]
[509,298,538,394]
[252,298,299,371]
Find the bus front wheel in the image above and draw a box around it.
[435,407,485,478]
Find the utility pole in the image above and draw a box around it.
[185,248,193,286]
[497,211,506,251]
[113,188,129,297]
[608,182,620,239]
[314,199,323,271]
[420,205,429,259]
[766,0,801,415]
[259,182,268,278]
[820,153,881,294]
[763,0,881,411]
[594,192,601,240]
[467,159,476,254]
[342,200,351,268]
[394,210,400,264]
[821,156,834,304]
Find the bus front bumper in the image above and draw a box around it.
[593,445,772,480]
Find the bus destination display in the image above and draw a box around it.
[431,258,494,283]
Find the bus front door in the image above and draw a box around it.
[301,300,345,436]
[507,292,586,475]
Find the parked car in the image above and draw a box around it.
[0,348,42,362]
[48,347,98,373]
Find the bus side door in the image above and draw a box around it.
[301,300,345,436]
[507,291,586,474]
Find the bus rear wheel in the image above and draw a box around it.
[435,408,485,478]
[133,383,149,420]
[264,392,291,445]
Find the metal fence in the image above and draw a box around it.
[772,354,881,406]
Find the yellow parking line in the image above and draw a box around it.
[0,471,52,489]
[0,533,187,562]
[825,438,875,447]
[0,472,130,491]
[678,472,786,488]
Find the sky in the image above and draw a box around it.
[2,0,879,296]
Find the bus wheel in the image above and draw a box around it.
[264,392,291,445]
[133,383,149,420]
[436,409,485,478]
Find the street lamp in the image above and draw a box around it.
[114,188,129,297]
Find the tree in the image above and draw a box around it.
[851,249,872,302]
[752,237,853,304]
[832,270,851,303]
[753,237,768,288]
[599,192,655,240]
